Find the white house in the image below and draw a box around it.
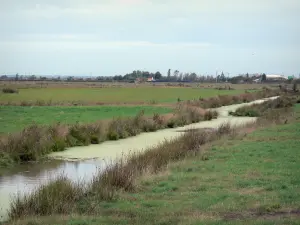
[266,74,287,80]
[253,74,287,83]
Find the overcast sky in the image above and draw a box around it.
[0,0,299,76]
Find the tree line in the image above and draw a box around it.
[1,70,291,83]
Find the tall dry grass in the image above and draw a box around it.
[188,88,279,108]
[230,96,294,117]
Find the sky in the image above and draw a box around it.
[0,0,299,76]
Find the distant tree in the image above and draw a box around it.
[15,73,19,81]
[167,69,171,79]
[173,70,179,81]
[293,82,298,92]
[220,72,226,82]
[154,71,162,80]
[189,72,198,81]
[29,75,36,80]
[261,73,267,82]
[67,76,74,81]
[178,73,183,81]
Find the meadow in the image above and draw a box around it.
[0,87,244,105]
[0,106,172,134]
[6,102,300,225]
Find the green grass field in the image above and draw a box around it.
[0,106,172,134]
[0,87,243,104]
[10,104,300,225]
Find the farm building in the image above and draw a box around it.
[266,74,287,81]
[147,77,155,82]
[253,74,287,83]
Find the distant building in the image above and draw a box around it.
[266,74,287,81]
[253,74,287,83]
[147,77,155,82]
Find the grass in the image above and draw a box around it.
[187,88,279,109]
[6,102,300,224]
[0,106,172,134]
[0,87,243,105]
[229,96,294,117]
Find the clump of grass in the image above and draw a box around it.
[188,89,279,108]
[204,110,218,120]
[0,125,55,163]
[230,96,294,117]
[2,88,19,94]
[8,175,84,219]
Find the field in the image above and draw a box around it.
[0,87,245,105]
[7,103,300,225]
[0,106,172,134]
[0,85,245,134]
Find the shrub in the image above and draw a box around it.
[51,138,66,152]
[153,113,165,128]
[2,88,19,94]
[231,96,293,117]
[204,110,218,120]
[3,125,54,162]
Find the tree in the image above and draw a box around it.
[293,82,298,92]
[220,72,226,82]
[167,69,171,79]
[189,73,197,81]
[154,71,162,80]
[179,73,183,81]
[30,75,36,80]
[67,76,74,81]
[15,73,19,81]
[173,70,179,81]
[261,73,267,82]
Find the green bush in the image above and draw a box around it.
[2,88,19,94]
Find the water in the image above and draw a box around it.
[0,159,103,221]
[0,96,278,221]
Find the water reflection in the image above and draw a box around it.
[0,159,103,221]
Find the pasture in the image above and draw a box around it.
[0,106,172,134]
[0,86,244,105]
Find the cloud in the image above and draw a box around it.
[0,38,212,52]
[0,0,299,75]
[2,0,300,19]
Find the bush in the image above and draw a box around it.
[189,89,278,109]
[231,96,293,117]
[51,138,66,152]
[204,110,218,120]
[2,88,19,94]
